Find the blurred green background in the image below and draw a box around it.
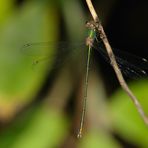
[0,0,148,148]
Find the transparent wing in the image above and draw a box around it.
[21,41,84,55]
[21,39,148,78]
[93,40,148,78]
[21,41,86,69]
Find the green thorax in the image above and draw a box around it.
[88,28,96,40]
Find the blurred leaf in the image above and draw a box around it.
[78,130,121,148]
[60,0,86,40]
[0,0,15,24]
[0,1,59,120]
[0,104,68,148]
[109,79,148,147]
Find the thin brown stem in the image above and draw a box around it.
[86,0,148,125]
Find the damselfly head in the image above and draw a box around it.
[85,21,96,31]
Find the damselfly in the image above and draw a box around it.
[22,21,148,138]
